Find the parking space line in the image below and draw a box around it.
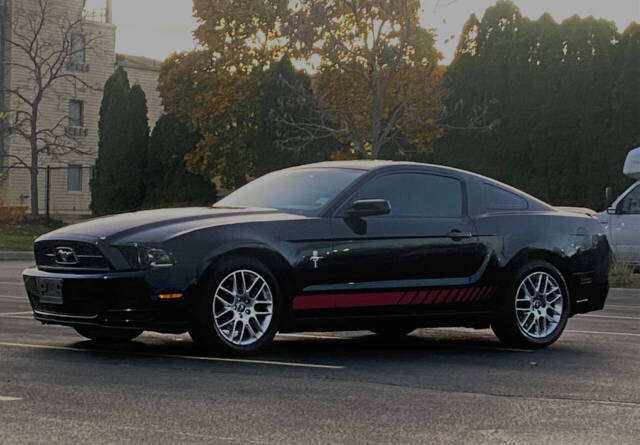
[0,312,33,319]
[579,314,640,321]
[605,304,640,309]
[0,341,344,370]
[0,295,26,301]
[277,333,348,340]
[566,330,640,337]
[0,396,22,402]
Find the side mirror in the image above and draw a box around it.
[344,199,391,218]
[607,201,622,215]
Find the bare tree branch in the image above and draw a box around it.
[0,0,106,218]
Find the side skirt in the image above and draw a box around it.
[282,310,494,333]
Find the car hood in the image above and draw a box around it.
[38,207,302,243]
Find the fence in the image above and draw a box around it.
[0,165,94,220]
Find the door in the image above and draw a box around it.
[610,184,640,263]
[297,171,486,311]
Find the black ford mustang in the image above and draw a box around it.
[23,161,610,353]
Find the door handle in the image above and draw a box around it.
[447,229,473,240]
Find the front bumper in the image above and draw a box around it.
[22,267,194,333]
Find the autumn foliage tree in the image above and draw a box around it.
[279,0,446,159]
[158,0,450,186]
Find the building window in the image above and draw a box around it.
[67,165,83,192]
[69,100,83,127]
[70,34,85,64]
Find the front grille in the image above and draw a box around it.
[34,240,111,273]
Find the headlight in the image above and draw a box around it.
[118,245,174,269]
[139,246,173,268]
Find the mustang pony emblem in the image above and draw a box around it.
[55,247,79,265]
[310,250,324,269]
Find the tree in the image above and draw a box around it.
[158,0,461,187]
[159,53,334,187]
[278,0,446,159]
[434,0,632,210]
[143,114,217,208]
[127,84,150,206]
[91,68,149,215]
[254,57,337,176]
[159,51,262,189]
[609,23,640,199]
[0,0,104,219]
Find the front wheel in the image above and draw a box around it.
[189,257,281,354]
[74,326,142,343]
[491,261,570,349]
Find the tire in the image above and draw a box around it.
[370,324,416,337]
[491,260,570,349]
[74,326,142,343]
[189,256,282,355]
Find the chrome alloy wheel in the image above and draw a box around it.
[212,269,274,346]
[515,271,564,338]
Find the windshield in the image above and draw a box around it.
[215,168,365,214]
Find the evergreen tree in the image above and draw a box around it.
[608,23,640,200]
[91,68,149,215]
[143,114,217,208]
[91,67,132,216]
[128,85,150,207]
[435,0,633,210]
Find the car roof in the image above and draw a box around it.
[293,160,462,172]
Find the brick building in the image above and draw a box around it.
[0,0,163,219]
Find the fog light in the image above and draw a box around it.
[158,293,183,300]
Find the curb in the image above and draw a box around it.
[0,251,34,261]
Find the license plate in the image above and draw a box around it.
[36,278,63,305]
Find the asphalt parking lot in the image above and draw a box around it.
[0,260,638,444]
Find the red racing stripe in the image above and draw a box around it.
[446,289,459,303]
[411,290,427,304]
[292,294,335,310]
[424,289,439,304]
[292,285,496,311]
[434,289,450,303]
[293,292,407,310]
[333,292,405,308]
[458,288,472,302]
[398,291,414,305]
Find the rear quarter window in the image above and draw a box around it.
[483,183,528,211]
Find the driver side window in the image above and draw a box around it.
[354,172,463,217]
[620,185,640,214]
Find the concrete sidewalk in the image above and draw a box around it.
[0,251,34,261]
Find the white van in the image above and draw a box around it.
[598,146,640,264]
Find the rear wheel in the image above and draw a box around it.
[491,261,569,349]
[74,326,142,343]
[189,257,281,354]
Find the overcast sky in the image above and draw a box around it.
[99,0,640,64]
